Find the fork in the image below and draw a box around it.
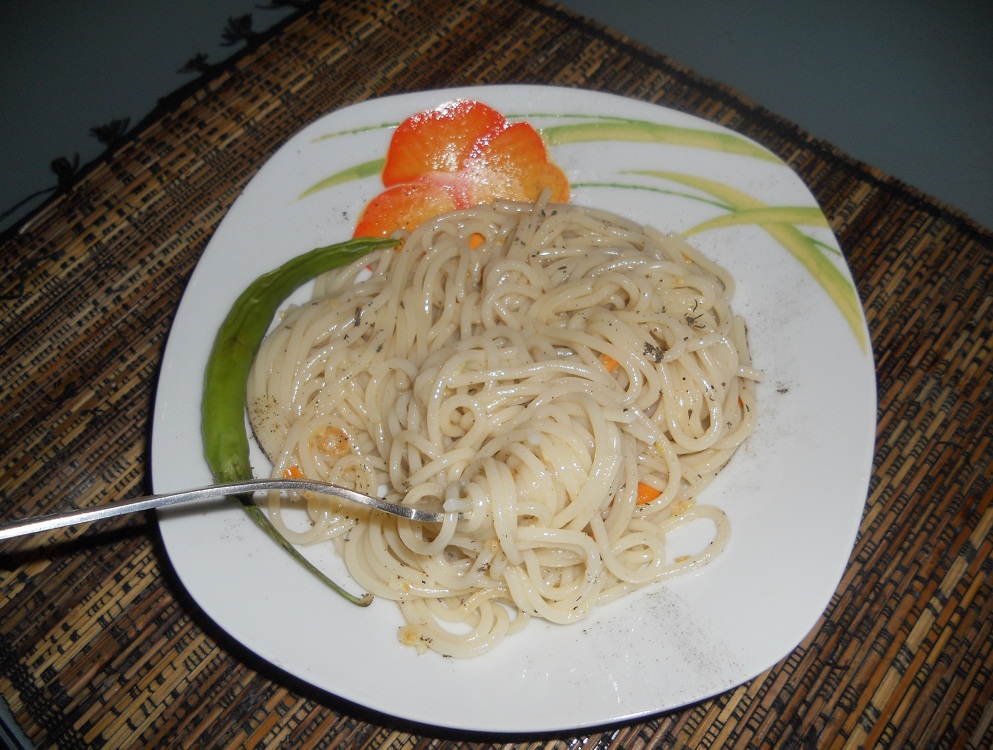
[0,478,466,541]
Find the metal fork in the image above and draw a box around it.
[0,478,466,541]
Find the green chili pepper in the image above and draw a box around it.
[202,236,399,606]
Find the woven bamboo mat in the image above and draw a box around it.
[1,0,991,747]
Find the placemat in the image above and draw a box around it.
[1,0,991,747]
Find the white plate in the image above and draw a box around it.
[151,85,876,732]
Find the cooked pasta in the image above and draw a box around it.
[246,199,760,657]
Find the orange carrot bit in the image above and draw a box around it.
[637,482,662,505]
[283,465,304,479]
[316,425,351,459]
[601,353,620,374]
[468,232,486,249]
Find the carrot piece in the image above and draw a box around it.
[637,482,662,505]
[283,465,304,479]
[316,425,350,458]
[601,353,620,373]
[468,232,486,249]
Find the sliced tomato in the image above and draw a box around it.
[382,100,507,187]
[360,100,570,237]
[470,122,570,203]
[353,176,462,238]
[471,122,547,173]
[520,160,571,203]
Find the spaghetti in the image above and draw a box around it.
[247,199,760,657]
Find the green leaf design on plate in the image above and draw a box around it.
[682,206,829,235]
[540,120,781,163]
[312,123,402,141]
[570,180,732,211]
[633,170,866,350]
[298,158,384,199]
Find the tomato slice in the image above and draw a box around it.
[382,100,506,187]
[353,176,462,238]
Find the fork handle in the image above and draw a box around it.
[0,478,451,541]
